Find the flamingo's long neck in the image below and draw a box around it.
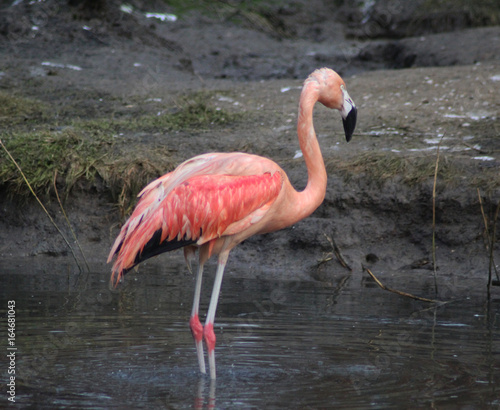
[291,80,327,221]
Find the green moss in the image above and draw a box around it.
[75,92,239,133]
[0,92,47,125]
[0,130,107,197]
[0,128,180,214]
[0,90,240,212]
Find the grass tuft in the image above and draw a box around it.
[0,130,104,197]
[0,90,241,212]
[327,151,468,187]
[0,128,178,214]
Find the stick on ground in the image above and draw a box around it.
[362,264,441,303]
[324,234,352,271]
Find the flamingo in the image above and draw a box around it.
[108,67,357,379]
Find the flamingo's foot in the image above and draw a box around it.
[190,314,206,374]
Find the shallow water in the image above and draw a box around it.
[1,258,499,409]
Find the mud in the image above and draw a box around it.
[0,0,499,288]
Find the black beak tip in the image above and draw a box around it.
[342,106,357,142]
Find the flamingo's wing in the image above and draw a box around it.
[108,171,282,283]
[108,153,230,262]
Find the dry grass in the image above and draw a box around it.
[97,147,177,216]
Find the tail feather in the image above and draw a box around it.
[132,229,196,267]
[109,228,196,286]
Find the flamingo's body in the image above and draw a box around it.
[108,68,357,379]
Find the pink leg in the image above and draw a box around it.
[190,263,206,374]
[204,251,229,380]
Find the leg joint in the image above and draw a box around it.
[190,314,204,342]
[203,322,216,352]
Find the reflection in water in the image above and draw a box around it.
[195,379,216,409]
[0,257,499,408]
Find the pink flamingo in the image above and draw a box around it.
[108,68,357,379]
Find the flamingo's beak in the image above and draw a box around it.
[341,87,357,142]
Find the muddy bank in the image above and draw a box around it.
[0,0,499,288]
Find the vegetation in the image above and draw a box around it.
[327,150,500,191]
[0,91,240,213]
[326,151,455,186]
[1,88,498,216]
[78,94,234,134]
[0,91,47,126]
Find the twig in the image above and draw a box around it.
[478,189,490,241]
[53,171,90,272]
[461,141,489,154]
[362,264,441,303]
[488,200,500,291]
[324,233,352,271]
[488,201,500,297]
[477,189,500,292]
[492,201,500,281]
[431,134,444,294]
[0,139,84,273]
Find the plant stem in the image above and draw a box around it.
[0,139,84,273]
[53,171,90,272]
[431,134,444,295]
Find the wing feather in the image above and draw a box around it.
[108,169,282,284]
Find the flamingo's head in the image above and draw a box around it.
[309,68,358,142]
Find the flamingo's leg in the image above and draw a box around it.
[190,262,206,374]
[204,250,229,380]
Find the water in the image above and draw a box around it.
[1,257,499,409]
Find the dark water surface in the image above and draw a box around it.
[1,257,499,409]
